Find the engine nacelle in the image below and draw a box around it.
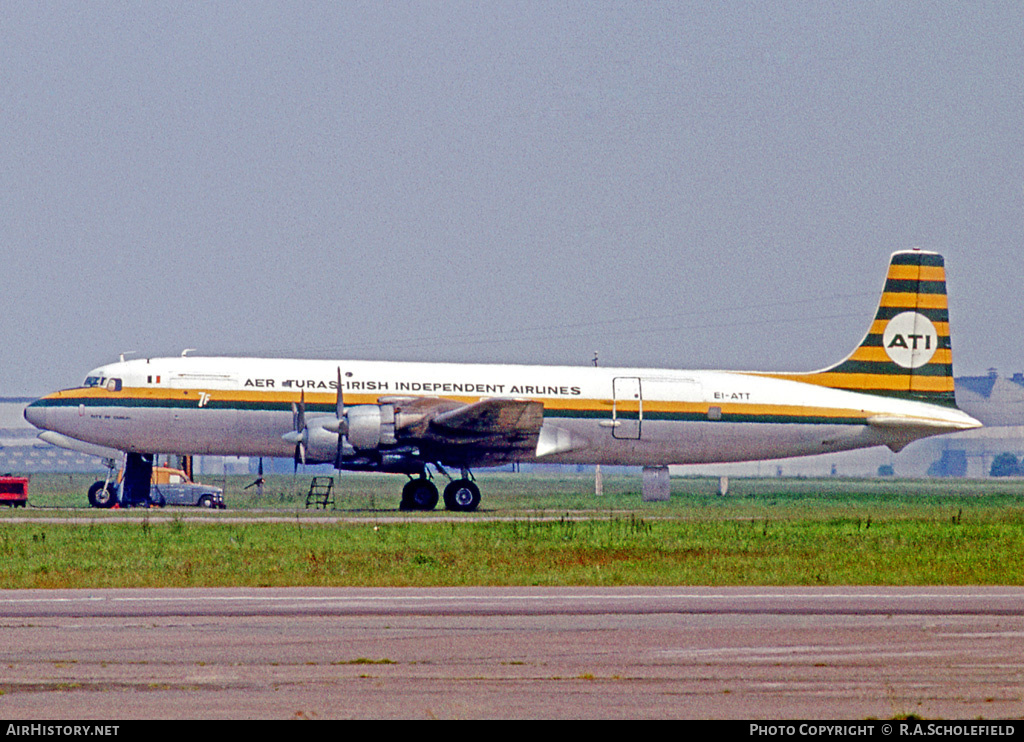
[345,404,396,451]
[295,404,398,465]
[303,422,340,463]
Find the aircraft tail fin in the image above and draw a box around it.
[766,249,958,407]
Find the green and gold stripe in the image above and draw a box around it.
[34,387,877,427]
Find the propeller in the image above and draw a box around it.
[283,389,308,471]
[336,368,346,433]
[279,370,369,470]
[326,367,393,459]
[332,368,354,466]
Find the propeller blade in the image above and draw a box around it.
[291,390,307,468]
[334,367,348,469]
[335,368,348,436]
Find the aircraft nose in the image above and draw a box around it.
[23,399,48,430]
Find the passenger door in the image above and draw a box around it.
[612,377,642,439]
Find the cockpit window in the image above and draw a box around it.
[82,376,121,391]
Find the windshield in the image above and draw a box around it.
[82,376,122,391]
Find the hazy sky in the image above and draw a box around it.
[3,2,1023,395]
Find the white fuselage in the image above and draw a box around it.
[25,356,981,467]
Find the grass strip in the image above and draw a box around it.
[3,509,1023,588]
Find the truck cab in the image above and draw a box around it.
[0,476,29,508]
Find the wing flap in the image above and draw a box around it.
[429,398,544,443]
[380,395,546,452]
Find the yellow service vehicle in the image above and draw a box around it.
[88,466,225,509]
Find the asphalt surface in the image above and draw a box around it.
[2,586,1023,719]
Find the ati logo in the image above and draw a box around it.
[883,311,939,368]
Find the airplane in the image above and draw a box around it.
[24,249,981,510]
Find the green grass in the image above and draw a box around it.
[11,470,1024,513]
[2,472,1024,588]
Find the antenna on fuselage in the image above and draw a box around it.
[181,349,196,357]
[119,351,137,363]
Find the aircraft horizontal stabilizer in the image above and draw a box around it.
[866,414,979,452]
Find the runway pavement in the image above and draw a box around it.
[1,587,1023,719]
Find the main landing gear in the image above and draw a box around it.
[443,479,480,512]
[400,477,438,511]
[399,469,481,512]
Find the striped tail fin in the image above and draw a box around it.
[768,249,957,407]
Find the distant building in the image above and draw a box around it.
[955,369,1024,428]
[931,370,1024,478]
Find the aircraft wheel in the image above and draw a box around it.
[400,479,438,511]
[88,481,116,509]
[443,479,480,512]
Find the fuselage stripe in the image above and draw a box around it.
[33,388,878,426]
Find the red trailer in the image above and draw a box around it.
[0,476,29,508]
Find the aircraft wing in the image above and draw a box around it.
[381,396,544,463]
[428,398,544,441]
